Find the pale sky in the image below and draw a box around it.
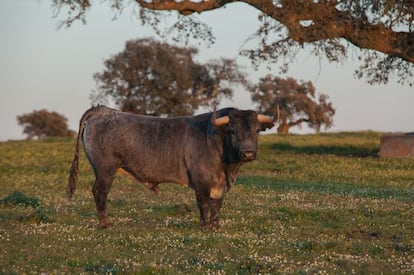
[1,0,413,141]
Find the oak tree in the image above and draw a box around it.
[250,75,335,133]
[92,38,246,116]
[53,0,414,86]
[17,109,75,139]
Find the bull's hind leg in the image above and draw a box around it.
[92,173,115,228]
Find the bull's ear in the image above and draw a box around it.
[260,122,275,131]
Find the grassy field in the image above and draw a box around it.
[1,132,413,273]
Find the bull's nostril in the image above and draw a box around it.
[241,151,256,161]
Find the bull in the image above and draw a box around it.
[67,105,278,230]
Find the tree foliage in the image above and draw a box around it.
[53,0,414,86]
[92,38,246,116]
[17,109,75,139]
[250,76,335,133]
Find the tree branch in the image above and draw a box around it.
[288,118,309,128]
[135,0,234,15]
[54,0,414,79]
[244,0,414,63]
[133,0,414,63]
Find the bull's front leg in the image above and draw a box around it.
[210,198,223,230]
[195,191,211,230]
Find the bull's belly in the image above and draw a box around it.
[138,173,188,186]
[123,162,189,186]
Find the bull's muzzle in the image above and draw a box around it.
[240,150,256,161]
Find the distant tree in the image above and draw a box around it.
[17,109,75,139]
[250,76,335,133]
[54,0,414,86]
[92,38,247,116]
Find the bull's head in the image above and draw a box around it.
[212,107,279,162]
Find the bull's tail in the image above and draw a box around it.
[67,110,89,199]
[67,105,111,199]
[67,133,81,199]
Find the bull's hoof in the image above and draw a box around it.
[200,222,211,231]
[99,223,112,229]
[200,222,220,231]
[98,220,113,229]
[211,223,220,232]
[66,186,75,200]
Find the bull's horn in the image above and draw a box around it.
[257,106,280,123]
[257,114,273,123]
[212,107,229,127]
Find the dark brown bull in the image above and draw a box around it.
[67,106,278,230]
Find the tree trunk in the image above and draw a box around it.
[277,118,310,134]
[277,123,290,134]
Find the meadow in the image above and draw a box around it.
[0,132,413,273]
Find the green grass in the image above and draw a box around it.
[1,133,413,273]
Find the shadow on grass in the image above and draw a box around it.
[237,176,414,202]
[269,143,379,158]
[0,191,52,222]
